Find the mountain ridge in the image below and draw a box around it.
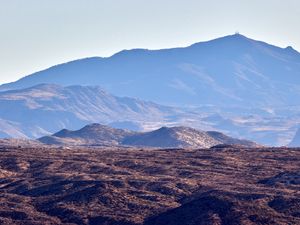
[1,34,300,107]
[1,34,300,146]
[0,84,178,139]
[38,123,259,148]
[0,83,299,146]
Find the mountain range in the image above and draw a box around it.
[1,83,298,146]
[1,34,300,146]
[0,84,180,138]
[1,34,300,108]
[38,123,258,148]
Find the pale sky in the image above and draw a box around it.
[0,0,300,84]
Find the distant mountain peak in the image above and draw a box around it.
[188,33,249,48]
[230,32,249,38]
[157,126,188,131]
[53,129,72,137]
[80,123,107,129]
[285,45,299,54]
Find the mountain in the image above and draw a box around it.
[0,83,298,146]
[123,126,257,148]
[1,34,300,146]
[122,126,220,148]
[1,34,300,108]
[39,123,133,146]
[0,84,178,138]
[39,123,258,148]
[289,128,300,147]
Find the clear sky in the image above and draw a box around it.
[0,0,300,84]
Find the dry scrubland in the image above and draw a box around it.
[0,145,300,224]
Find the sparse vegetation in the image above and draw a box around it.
[0,145,299,224]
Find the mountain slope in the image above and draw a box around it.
[0,83,296,146]
[39,123,134,146]
[122,126,220,148]
[123,126,257,148]
[0,84,177,138]
[1,34,300,107]
[1,34,300,146]
[39,124,258,148]
[289,128,300,147]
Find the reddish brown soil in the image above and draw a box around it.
[0,146,300,224]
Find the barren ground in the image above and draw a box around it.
[0,145,300,224]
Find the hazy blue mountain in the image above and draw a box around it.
[0,83,299,146]
[1,34,300,146]
[289,128,300,147]
[39,123,258,148]
[0,84,178,138]
[1,34,300,107]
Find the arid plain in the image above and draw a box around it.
[0,145,300,225]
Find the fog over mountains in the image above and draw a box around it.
[1,34,300,146]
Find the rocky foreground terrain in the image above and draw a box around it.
[0,145,300,225]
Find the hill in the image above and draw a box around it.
[39,124,258,148]
[39,123,134,146]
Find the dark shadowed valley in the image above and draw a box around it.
[0,145,300,224]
